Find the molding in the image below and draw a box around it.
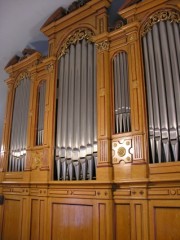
[96,40,110,52]
[58,28,94,59]
[15,72,31,88]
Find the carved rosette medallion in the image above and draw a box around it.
[112,139,132,164]
[118,147,126,157]
[58,29,94,59]
[96,40,110,52]
[141,9,180,37]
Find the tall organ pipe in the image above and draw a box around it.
[9,76,31,171]
[142,20,180,164]
[55,39,97,180]
[113,52,131,134]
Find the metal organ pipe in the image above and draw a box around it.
[55,39,97,180]
[113,52,131,134]
[142,20,180,164]
[36,81,46,146]
[9,76,31,171]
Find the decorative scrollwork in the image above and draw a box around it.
[141,9,180,37]
[15,72,31,88]
[31,151,43,170]
[96,40,110,52]
[46,63,54,72]
[58,29,94,59]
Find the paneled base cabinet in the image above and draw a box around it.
[1,181,180,240]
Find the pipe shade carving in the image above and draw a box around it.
[113,52,131,134]
[9,76,31,171]
[142,20,180,163]
[58,29,94,59]
[141,9,180,37]
[55,39,97,180]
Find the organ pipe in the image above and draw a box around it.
[55,39,97,180]
[36,81,46,146]
[9,76,31,171]
[113,52,131,134]
[142,20,180,164]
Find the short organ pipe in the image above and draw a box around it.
[113,52,131,134]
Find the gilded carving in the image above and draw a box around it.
[113,143,117,147]
[31,151,43,169]
[128,33,136,42]
[46,63,54,73]
[141,9,180,36]
[118,147,126,157]
[58,29,94,59]
[112,139,132,164]
[15,72,31,88]
[96,40,110,52]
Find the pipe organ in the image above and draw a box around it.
[142,18,180,164]
[9,73,31,172]
[113,51,131,134]
[55,36,97,181]
[36,80,46,146]
[0,0,180,240]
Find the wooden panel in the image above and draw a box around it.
[149,201,180,240]
[30,199,39,240]
[51,203,93,240]
[99,95,105,136]
[134,204,143,240]
[115,203,131,240]
[154,207,180,240]
[30,198,46,240]
[2,199,21,240]
[98,53,105,89]
[39,200,46,240]
[99,203,107,240]
[131,201,149,240]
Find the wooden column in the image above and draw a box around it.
[42,57,56,180]
[95,36,113,181]
[126,23,148,179]
[0,77,15,174]
[27,57,57,182]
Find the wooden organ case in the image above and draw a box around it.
[0,0,180,239]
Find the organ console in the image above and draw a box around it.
[0,0,180,239]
